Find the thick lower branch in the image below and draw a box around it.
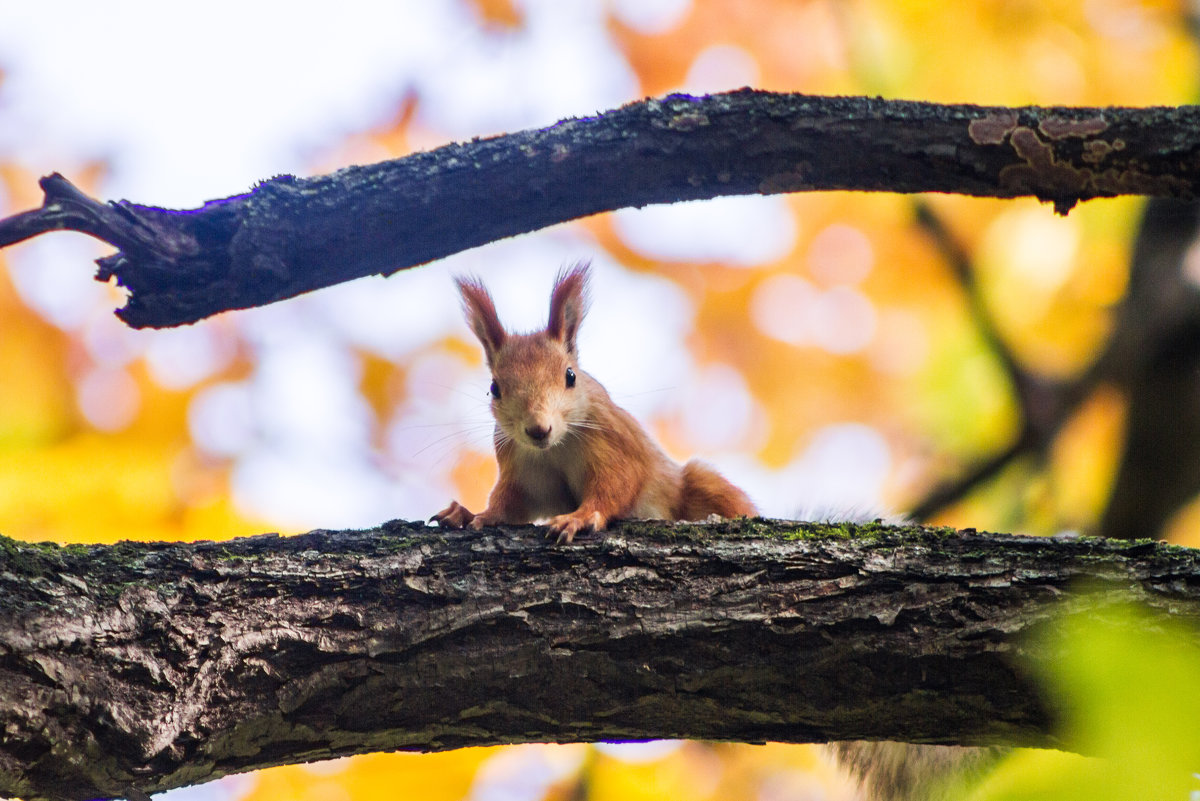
[1,519,1198,800]
[0,91,1196,327]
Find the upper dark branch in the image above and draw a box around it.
[2,518,1200,800]
[1,90,1198,328]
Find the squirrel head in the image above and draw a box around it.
[456,262,591,451]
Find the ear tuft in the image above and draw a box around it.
[547,260,591,355]
[455,275,507,365]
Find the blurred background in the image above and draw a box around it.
[2,0,1199,799]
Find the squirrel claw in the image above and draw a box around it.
[431,500,475,529]
[547,511,605,544]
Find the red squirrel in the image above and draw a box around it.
[431,262,757,542]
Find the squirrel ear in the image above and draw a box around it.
[547,261,590,355]
[456,276,507,365]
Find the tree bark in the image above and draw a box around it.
[2,518,1198,800]
[0,90,1197,328]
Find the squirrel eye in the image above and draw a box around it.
[565,367,576,388]
[489,379,501,400]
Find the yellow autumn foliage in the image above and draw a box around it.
[239,749,494,801]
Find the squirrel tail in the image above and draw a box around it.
[677,459,757,520]
[828,742,1004,801]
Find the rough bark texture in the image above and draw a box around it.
[2,518,1199,801]
[1,90,1197,328]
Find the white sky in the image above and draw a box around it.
[0,1,638,204]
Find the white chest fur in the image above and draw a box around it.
[508,441,587,518]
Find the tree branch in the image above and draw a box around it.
[2,519,1198,800]
[1,90,1197,327]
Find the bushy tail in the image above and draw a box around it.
[828,742,1003,801]
[677,460,757,521]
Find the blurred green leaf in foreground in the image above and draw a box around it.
[969,601,1200,801]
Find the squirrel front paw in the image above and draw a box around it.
[430,500,475,528]
[467,510,505,531]
[547,511,606,543]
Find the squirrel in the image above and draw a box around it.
[431,262,995,799]
[431,261,756,541]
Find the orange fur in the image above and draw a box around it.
[431,262,757,542]
[678,460,756,520]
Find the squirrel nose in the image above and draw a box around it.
[525,424,552,443]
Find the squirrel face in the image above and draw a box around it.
[488,332,580,450]
[456,263,591,454]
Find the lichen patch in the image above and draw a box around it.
[1037,114,1109,140]
[968,110,1019,145]
[998,124,1191,213]
[1082,140,1113,164]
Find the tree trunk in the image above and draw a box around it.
[1,90,1197,327]
[2,518,1197,800]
